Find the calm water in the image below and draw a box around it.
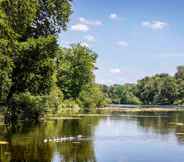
[1,112,184,162]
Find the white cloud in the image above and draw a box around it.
[84,35,96,42]
[142,20,168,30]
[71,17,102,32]
[110,68,121,74]
[79,17,102,26]
[117,41,128,47]
[80,42,89,48]
[109,13,118,20]
[71,23,89,32]
[109,13,122,20]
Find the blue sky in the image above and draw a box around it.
[59,0,184,85]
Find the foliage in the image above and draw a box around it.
[0,46,14,103]
[175,66,184,103]
[1,0,72,37]
[78,84,109,112]
[26,0,73,37]
[58,99,80,115]
[105,66,184,106]
[174,99,184,105]
[175,66,184,80]
[136,74,178,105]
[47,84,64,113]
[106,84,141,105]
[8,92,48,120]
[120,84,142,105]
[56,44,97,99]
[108,84,124,104]
[0,7,15,103]
[0,0,72,120]
[153,75,178,105]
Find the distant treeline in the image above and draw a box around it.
[100,66,184,105]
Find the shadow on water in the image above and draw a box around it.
[0,117,100,162]
[0,112,184,161]
[134,112,184,144]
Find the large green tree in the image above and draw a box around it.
[136,74,178,105]
[175,66,184,80]
[175,66,184,105]
[108,84,124,104]
[0,4,16,103]
[107,84,141,105]
[120,84,142,105]
[56,44,97,99]
[0,0,72,119]
[78,84,109,111]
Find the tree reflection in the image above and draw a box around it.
[0,117,100,162]
[0,122,53,162]
[135,112,184,144]
[56,117,99,162]
[1,113,184,162]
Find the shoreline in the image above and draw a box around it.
[97,107,184,113]
[1,107,184,122]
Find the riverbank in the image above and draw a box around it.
[1,106,184,122]
[97,108,184,113]
[46,107,184,120]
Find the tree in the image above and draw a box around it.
[136,76,157,105]
[136,74,178,105]
[108,84,124,104]
[175,65,184,105]
[175,66,184,80]
[56,44,97,99]
[0,0,72,120]
[78,84,109,112]
[0,6,16,103]
[153,75,178,105]
[120,84,142,105]
[1,0,72,38]
[106,84,141,105]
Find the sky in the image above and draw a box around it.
[59,0,184,85]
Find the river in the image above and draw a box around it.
[0,112,184,162]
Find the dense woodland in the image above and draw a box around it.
[104,66,184,106]
[0,0,109,121]
[0,0,184,121]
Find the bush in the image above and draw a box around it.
[78,84,109,112]
[47,85,63,113]
[57,99,80,115]
[174,99,184,105]
[121,94,142,105]
[8,92,48,120]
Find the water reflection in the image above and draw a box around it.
[0,117,100,162]
[135,112,184,143]
[0,113,184,162]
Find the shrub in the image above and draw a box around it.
[121,94,142,105]
[8,92,48,120]
[78,84,109,112]
[47,85,63,113]
[57,99,80,115]
[174,99,184,105]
